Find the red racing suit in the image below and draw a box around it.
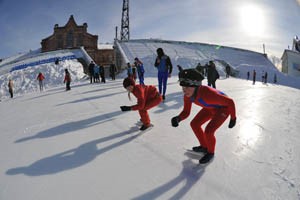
[178,86,236,153]
[130,85,162,126]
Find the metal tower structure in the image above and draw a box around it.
[120,0,129,41]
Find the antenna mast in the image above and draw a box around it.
[120,0,130,41]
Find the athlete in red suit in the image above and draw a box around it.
[171,68,236,164]
[120,77,162,130]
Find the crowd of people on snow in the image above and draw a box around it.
[88,61,117,84]
[6,47,283,165]
[4,59,75,99]
[247,70,278,85]
[4,59,119,98]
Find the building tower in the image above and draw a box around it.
[120,0,130,41]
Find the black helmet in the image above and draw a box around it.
[178,68,204,87]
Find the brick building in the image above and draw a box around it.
[41,15,114,68]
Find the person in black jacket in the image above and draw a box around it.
[109,64,117,80]
[100,65,106,83]
[88,61,95,84]
[207,61,218,88]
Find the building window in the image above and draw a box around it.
[67,31,74,48]
[109,55,113,62]
[57,35,63,49]
[77,35,83,46]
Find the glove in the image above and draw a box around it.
[228,118,236,128]
[171,116,180,127]
[120,106,131,112]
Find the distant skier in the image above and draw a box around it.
[63,69,71,91]
[120,77,162,131]
[171,68,236,164]
[8,79,14,98]
[36,72,45,91]
[154,48,173,101]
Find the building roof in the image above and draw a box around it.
[281,49,300,60]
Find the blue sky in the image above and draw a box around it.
[0,0,299,59]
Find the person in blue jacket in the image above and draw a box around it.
[154,48,173,101]
[134,57,145,85]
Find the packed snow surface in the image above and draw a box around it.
[1,41,300,199]
[1,75,300,199]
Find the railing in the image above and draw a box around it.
[10,55,76,72]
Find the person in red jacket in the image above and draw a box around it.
[63,69,71,91]
[171,68,236,164]
[36,72,45,91]
[120,77,162,131]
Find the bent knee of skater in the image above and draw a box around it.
[205,126,216,135]
[190,120,199,129]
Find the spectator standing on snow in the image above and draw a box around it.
[134,57,145,85]
[253,70,256,85]
[109,64,117,80]
[132,64,137,81]
[55,58,59,65]
[127,62,133,79]
[100,65,106,83]
[63,69,71,91]
[207,61,219,88]
[36,72,45,91]
[120,77,162,131]
[247,71,250,80]
[94,64,100,83]
[264,71,268,84]
[171,68,236,164]
[225,64,231,78]
[8,79,13,98]
[154,48,173,101]
[274,73,277,83]
[195,63,205,76]
[88,61,95,84]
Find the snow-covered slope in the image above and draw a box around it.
[1,76,300,200]
[0,59,85,99]
[1,39,299,101]
[118,39,300,89]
